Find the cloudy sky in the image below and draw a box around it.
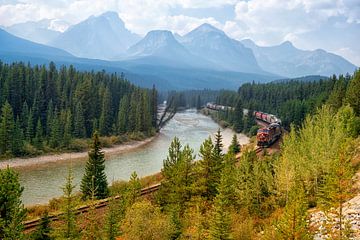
[0,0,359,65]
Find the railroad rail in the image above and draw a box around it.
[24,183,161,231]
[255,147,263,154]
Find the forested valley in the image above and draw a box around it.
[1,64,360,239]
[212,71,360,135]
[0,61,157,158]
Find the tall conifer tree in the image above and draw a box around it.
[0,167,26,240]
[81,131,109,199]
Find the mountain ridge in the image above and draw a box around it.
[241,39,357,77]
[0,28,72,58]
[180,23,263,73]
[50,11,140,59]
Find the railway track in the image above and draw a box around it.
[24,183,161,231]
[255,147,263,154]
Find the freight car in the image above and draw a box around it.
[206,102,234,111]
[254,111,281,125]
[256,123,282,147]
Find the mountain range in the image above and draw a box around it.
[241,39,356,78]
[4,19,61,45]
[0,11,358,90]
[49,11,140,59]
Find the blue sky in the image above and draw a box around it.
[0,0,359,66]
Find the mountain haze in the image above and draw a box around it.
[0,28,72,58]
[125,30,214,69]
[241,39,357,77]
[50,11,140,59]
[1,11,358,91]
[181,23,263,73]
[5,19,61,44]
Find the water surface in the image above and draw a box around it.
[19,109,249,206]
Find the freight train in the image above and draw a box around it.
[254,111,281,125]
[206,102,234,111]
[254,111,282,147]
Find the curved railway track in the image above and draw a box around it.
[24,183,161,231]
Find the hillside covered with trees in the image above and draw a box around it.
[0,61,158,158]
[213,71,360,133]
[1,66,359,239]
[1,101,359,239]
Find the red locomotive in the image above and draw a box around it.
[256,123,282,147]
[254,111,282,147]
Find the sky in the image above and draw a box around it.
[0,0,359,66]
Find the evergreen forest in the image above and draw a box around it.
[1,66,360,239]
[0,61,158,158]
[213,71,360,133]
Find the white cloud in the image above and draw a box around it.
[229,0,360,43]
[335,47,360,67]
[0,0,358,64]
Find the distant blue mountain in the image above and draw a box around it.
[5,19,61,44]
[50,11,140,59]
[124,30,216,69]
[0,25,316,91]
[180,23,263,73]
[241,39,358,77]
[0,28,72,58]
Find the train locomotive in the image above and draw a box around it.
[254,111,282,147]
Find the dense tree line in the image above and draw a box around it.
[215,70,360,130]
[0,61,157,158]
[164,89,220,109]
[1,104,359,239]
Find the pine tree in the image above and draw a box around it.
[0,167,26,240]
[117,95,129,134]
[319,148,354,239]
[151,85,158,128]
[45,100,54,136]
[63,110,72,146]
[57,167,79,239]
[141,91,152,133]
[345,69,360,115]
[49,109,61,148]
[125,171,142,206]
[275,187,311,240]
[158,137,183,207]
[26,108,34,142]
[135,93,142,132]
[196,137,218,199]
[327,75,346,110]
[81,131,109,199]
[74,101,86,138]
[177,144,195,211]
[20,101,29,131]
[31,211,53,240]
[99,87,112,136]
[233,98,244,133]
[128,91,138,132]
[105,197,123,240]
[213,128,223,157]
[228,134,240,154]
[0,101,15,155]
[33,119,43,149]
[208,165,234,240]
[158,138,195,215]
[12,117,24,156]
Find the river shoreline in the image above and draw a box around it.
[0,134,158,170]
